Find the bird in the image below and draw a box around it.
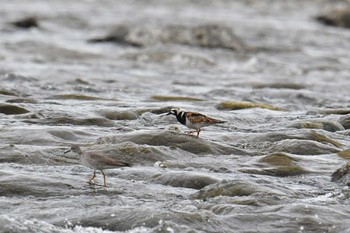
[64,145,131,187]
[167,107,225,137]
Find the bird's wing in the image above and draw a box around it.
[86,152,131,168]
[186,112,224,124]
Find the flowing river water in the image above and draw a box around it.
[1,0,350,232]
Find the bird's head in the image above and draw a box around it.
[167,107,181,116]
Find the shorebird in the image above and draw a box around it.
[167,107,225,137]
[64,145,131,187]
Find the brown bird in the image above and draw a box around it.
[64,145,131,187]
[167,107,225,137]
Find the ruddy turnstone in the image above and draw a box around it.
[167,107,225,137]
[64,145,131,187]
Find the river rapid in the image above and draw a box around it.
[1,0,350,232]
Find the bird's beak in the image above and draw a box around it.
[64,149,71,154]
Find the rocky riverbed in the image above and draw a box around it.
[1,0,350,232]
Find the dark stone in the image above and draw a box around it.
[11,16,39,29]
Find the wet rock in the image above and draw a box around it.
[339,115,350,129]
[291,120,345,132]
[252,83,305,90]
[337,149,350,160]
[316,8,350,28]
[99,110,141,120]
[316,109,350,115]
[0,174,73,197]
[95,130,248,155]
[249,152,308,177]
[98,107,174,120]
[84,142,177,165]
[307,130,343,148]
[216,100,285,111]
[191,180,263,199]
[0,104,30,115]
[259,152,296,166]
[88,24,143,47]
[48,94,115,101]
[121,50,215,67]
[24,117,115,127]
[241,165,308,177]
[150,171,220,189]
[0,89,17,96]
[171,24,245,51]
[148,106,173,115]
[151,95,205,102]
[11,16,39,29]
[271,139,340,155]
[90,23,246,51]
[5,98,38,104]
[331,162,350,186]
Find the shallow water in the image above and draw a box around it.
[1,0,350,232]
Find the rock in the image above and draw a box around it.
[331,162,350,186]
[0,104,30,115]
[316,109,350,115]
[339,115,350,129]
[259,152,296,166]
[337,149,350,160]
[252,83,305,90]
[48,94,115,101]
[150,171,220,189]
[164,24,245,51]
[6,98,38,104]
[290,120,345,132]
[191,180,263,199]
[24,117,115,127]
[95,130,248,155]
[11,16,39,29]
[151,95,205,101]
[99,110,140,120]
[316,8,350,28]
[216,100,285,111]
[88,24,143,47]
[121,50,216,67]
[0,89,17,96]
[89,23,246,51]
[271,139,340,155]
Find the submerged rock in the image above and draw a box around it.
[6,98,38,104]
[259,152,296,166]
[48,94,115,101]
[150,171,220,189]
[316,8,350,28]
[249,152,308,177]
[151,95,205,102]
[0,104,30,115]
[331,162,350,186]
[216,100,285,111]
[89,23,246,51]
[271,139,340,155]
[99,110,140,120]
[0,89,17,96]
[191,180,263,200]
[252,83,305,90]
[24,117,115,127]
[339,115,350,129]
[291,120,344,132]
[337,149,350,160]
[11,16,39,29]
[96,130,248,156]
